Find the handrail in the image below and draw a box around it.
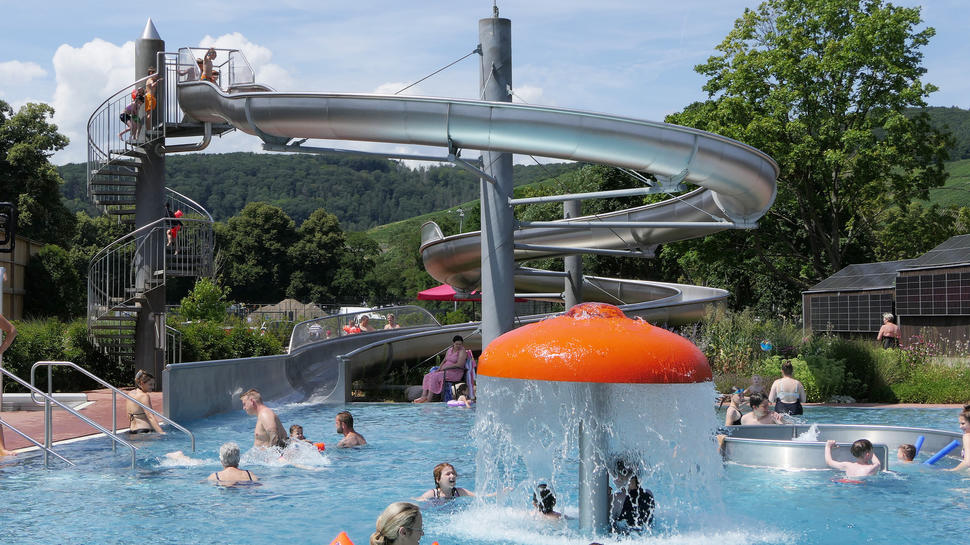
[0,365,138,469]
[29,361,195,452]
[165,187,213,221]
[0,415,75,466]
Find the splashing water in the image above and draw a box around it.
[474,377,726,541]
[793,423,821,443]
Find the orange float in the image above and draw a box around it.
[478,302,711,383]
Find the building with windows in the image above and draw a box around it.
[803,234,970,350]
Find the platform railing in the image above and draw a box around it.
[288,305,440,352]
[165,187,214,222]
[166,325,182,365]
[177,47,254,91]
[0,366,137,469]
[86,73,161,190]
[30,361,194,453]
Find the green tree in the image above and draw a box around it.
[216,202,297,302]
[666,0,951,315]
[286,208,346,303]
[0,100,74,245]
[179,277,230,322]
[24,244,84,319]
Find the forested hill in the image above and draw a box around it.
[920,106,970,161]
[58,153,581,230]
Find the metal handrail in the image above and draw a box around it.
[0,415,75,466]
[0,366,137,469]
[30,361,195,452]
[166,325,183,364]
[166,187,214,222]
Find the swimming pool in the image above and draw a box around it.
[0,404,966,545]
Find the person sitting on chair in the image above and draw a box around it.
[413,335,469,403]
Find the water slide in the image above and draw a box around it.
[166,76,778,416]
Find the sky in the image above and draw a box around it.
[1,0,967,166]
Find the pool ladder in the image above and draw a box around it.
[0,361,194,468]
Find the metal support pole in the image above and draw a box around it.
[134,20,168,385]
[579,383,610,535]
[478,15,515,346]
[564,200,583,310]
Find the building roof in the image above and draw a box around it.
[901,233,970,270]
[804,259,917,293]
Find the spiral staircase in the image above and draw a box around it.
[84,53,225,365]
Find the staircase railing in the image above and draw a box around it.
[165,325,182,365]
[87,217,214,326]
[177,47,255,91]
[165,187,214,222]
[86,74,159,190]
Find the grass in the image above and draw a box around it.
[928,158,970,208]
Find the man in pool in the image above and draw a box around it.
[335,410,366,447]
[825,439,881,478]
[240,388,287,449]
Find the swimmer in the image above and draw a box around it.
[359,315,376,332]
[289,424,312,445]
[335,411,366,448]
[946,405,970,472]
[897,444,916,463]
[416,462,474,501]
[825,439,881,478]
[370,502,422,545]
[724,389,745,426]
[127,370,165,434]
[207,442,258,485]
[740,393,785,425]
[447,383,473,408]
[610,460,655,531]
[743,374,767,398]
[240,388,286,449]
[532,483,564,520]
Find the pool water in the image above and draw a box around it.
[0,404,967,545]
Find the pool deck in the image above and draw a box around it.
[1,389,164,453]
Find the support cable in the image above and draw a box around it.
[395,46,482,95]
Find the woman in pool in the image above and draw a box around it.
[370,502,423,545]
[768,360,806,415]
[127,370,165,434]
[207,442,259,485]
[946,405,970,472]
[413,336,469,403]
[724,390,745,426]
[740,393,785,425]
[416,462,474,501]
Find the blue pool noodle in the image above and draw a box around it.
[913,435,925,457]
[924,440,961,465]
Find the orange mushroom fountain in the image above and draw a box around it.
[475,302,721,536]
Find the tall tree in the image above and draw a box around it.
[216,202,297,303]
[0,100,74,245]
[666,0,951,315]
[287,208,346,303]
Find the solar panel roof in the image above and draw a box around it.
[903,234,970,269]
[805,259,917,292]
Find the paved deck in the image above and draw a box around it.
[1,389,163,453]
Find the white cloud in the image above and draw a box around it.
[373,82,422,95]
[0,60,47,85]
[51,39,135,164]
[199,32,294,90]
[509,84,546,105]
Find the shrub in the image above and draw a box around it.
[176,321,283,363]
[179,278,230,322]
[753,354,849,403]
[890,364,970,403]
